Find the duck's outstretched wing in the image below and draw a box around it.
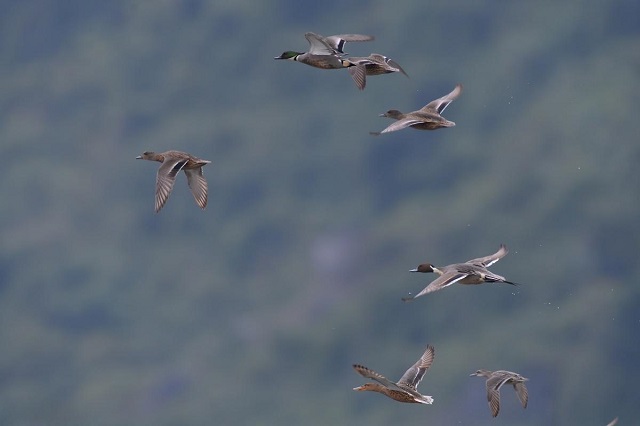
[324,33,374,54]
[420,84,462,114]
[466,244,508,268]
[376,118,423,134]
[352,364,406,393]
[184,168,208,210]
[304,32,337,55]
[486,383,502,417]
[402,271,468,301]
[397,345,435,390]
[367,54,409,77]
[348,64,367,90]
[155,159,188,213]
[513,381,528,409]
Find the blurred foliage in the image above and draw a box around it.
[1,0,639,424]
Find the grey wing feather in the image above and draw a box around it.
[325,34,374,53]
[184,168,208,209]
[513,382,528,409]
[420,84,462,114]
[348,64,367,90]
[487,385,502,417]
[387,58,409,77]
[155,159,187,213]
[379,118,423,134]
[406,272,468,300]
[466,244,508,267]
[485,375,510,417]
[304,32,336,55]
[397,345,435,389]
[332,34,374,42]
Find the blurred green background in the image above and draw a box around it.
[1,0,638,425]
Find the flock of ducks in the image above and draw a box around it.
[351,244,525,418]
[135,32,619,423]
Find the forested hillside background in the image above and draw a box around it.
[1,1,638,425]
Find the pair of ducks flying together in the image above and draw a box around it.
[134,81,459,213]
[274,32,407,91]
[275,32,462,135]
[353,344,529,418]
[134,153,517,303]
[135,81,460,213]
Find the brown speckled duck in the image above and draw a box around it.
[353,345,435,404]
[346,53,409,90]
[136,150,210,213]
[470,369,529,417]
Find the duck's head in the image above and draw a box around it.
[353,383,381,392]
[410,263,435,273]
[470,369,491,377]
[135,151,155,160]
[380,109,404,119]
[274,51,300,60]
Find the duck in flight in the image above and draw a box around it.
[470,369,529,417]
[371,84,462,135]
[353,345,435,404]
[136,150,210,213]
[402,244,516,301]
[346,53,408,90]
